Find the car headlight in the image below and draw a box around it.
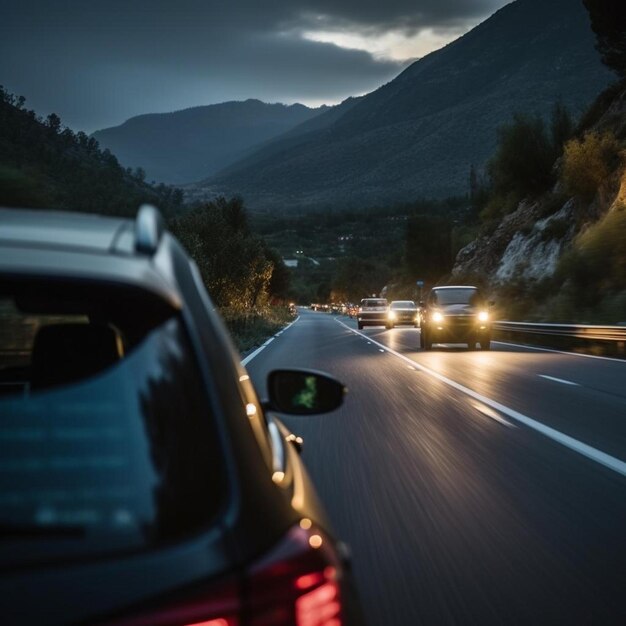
[388,311,396,320]
[432,311,444,323]
[478,311,489,322]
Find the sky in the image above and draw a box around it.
[0,0,510,133]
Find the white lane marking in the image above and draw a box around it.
[241,316,300,366]
[379,349,385,353]
[538,374,579,386]
[493,341,626,365]
[407,365,415,370]
[470,401,516,428]
[337,320,626,478]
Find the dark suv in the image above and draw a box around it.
[0,206,362,625]
[420,285,492,350]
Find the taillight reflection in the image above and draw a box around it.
[296,581,341,626]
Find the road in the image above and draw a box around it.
[245,309,626,626]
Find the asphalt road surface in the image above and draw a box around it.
[245,309,626,626]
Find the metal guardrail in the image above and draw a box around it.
[492,321,626,356]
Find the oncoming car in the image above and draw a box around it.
[386,300,419,329]
[0,206,364,626]
[420,285,492,350]
[356,298,388,329]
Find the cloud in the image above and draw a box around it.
[0,0,508,131]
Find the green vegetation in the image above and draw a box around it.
[0,88,292,351]
[583,0,626,79]
[477,104,574,225]
[170,197,293,350]
[251,198,473,304]
[472,83,626,322]
[0,86,184,216]
[536,203,626,323]
[561,131,623,199]
[221,306,294,353]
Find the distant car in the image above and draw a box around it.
[0,206,364,626]
[420,285,492,350]
[386,300,419,329]
[357,298,388,329]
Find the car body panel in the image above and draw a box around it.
[0,207,356,625]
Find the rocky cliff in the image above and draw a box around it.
[451,83,626,322]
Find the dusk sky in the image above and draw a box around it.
[1,0,509,132]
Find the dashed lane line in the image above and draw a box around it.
[538,374,579,386]
[336,319,626,479]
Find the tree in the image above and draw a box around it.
[45,113,62,133]
[561,131,622,199]
[170,199,283,312]
[133,166,146,182]
[488,113,554,198]
[332,257,388,302]
[550,102,574,153]
[583,0,626,78]
[404,215,453,282]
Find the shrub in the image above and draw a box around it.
[576,202,626,288]
[561,131,622,199]
[488,114,555,199]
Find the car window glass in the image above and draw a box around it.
[431,289,478,305]
[0,286,223,567]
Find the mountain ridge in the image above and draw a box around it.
[202,0,613,210]
[92,99,327,184]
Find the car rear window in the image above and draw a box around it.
[390,301,416,309]
[0,279,224,567]
[361,299,387,307]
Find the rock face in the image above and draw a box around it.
[453,199,577,286]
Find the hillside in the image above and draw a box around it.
[451,79,626,323]
[0,87,183,216]
[201,0,613,210]
[92,100,327,185]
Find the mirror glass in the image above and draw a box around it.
[267,369,345,415]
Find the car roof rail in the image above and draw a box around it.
[135,204,164,255]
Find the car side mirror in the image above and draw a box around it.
[419,300,425,308]
[266,369,346,415]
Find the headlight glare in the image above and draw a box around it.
[388,311,396,320]
[432,311,444,323]
[478,311,489,322]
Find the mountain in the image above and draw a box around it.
[92,100,327,185]
[202,0,614,210]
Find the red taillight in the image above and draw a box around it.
[187,621,235,626]
[246,523,343,626]
[103,523,342,626]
